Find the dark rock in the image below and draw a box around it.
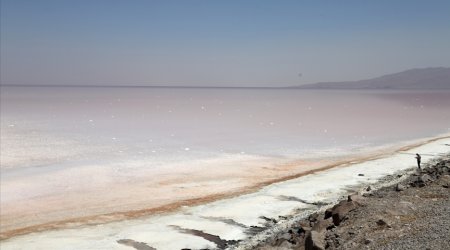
[297,227,306,235]
[376,218,391,227]
[364,238,373,244]
[410,175,427,187]
[358,173,364,176]
[324,207,333,219]
[376,219,386,225]
[260,216,277,224]
[305,230,325,250]
[366,185,372,191]
[331,201,357,226]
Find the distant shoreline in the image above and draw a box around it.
[2,84,450,91]
[2,67,449,90]
[1,84,285,89]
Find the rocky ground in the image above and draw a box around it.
[249,156,450,250]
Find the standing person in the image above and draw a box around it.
[415,153,421,170]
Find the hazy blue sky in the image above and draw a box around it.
[1,0,450,86]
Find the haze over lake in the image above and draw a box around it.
[1,86,449,232]
[2,86,450,171]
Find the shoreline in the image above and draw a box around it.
[1,135,449,249]
[1,135,448,241]
[245,155,450,250]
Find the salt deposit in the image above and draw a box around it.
[2,137,448,250]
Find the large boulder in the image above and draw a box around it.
[410,174,433,187]
[331,201,357,226]
[324,207,333,220]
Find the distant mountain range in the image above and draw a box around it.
[294,67,450,89]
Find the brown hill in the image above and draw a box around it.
[295,67,450,89]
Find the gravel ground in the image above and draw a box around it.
[329,169,450,250]
[245,156,450,250]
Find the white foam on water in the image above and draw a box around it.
[2,137,449,250]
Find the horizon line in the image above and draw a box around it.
[0,83,297,89]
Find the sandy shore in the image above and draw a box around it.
[250,155,450,250]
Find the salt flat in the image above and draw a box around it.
[2,136,448,250]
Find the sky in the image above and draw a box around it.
[1,0,450,87]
